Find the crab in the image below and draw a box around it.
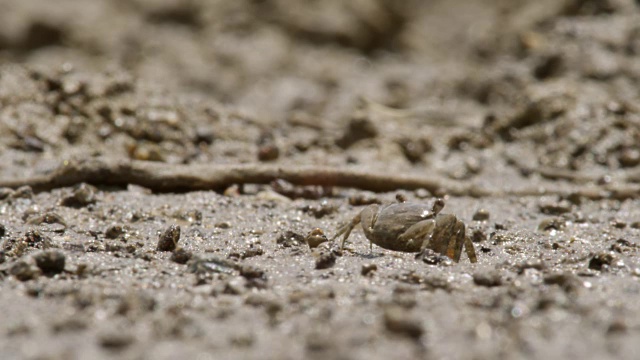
[332,198,477,263]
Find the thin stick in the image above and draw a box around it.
[0,158,637,198]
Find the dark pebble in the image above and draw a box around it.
[33,250,66,274]
[383,306,423,339]
[10,261,39,281]
[99,330,134,349]
[257,144,280,162]
[588,252,616,271]
[336,114,378,149]
[473,209,490,221]
[61,183,97,207]
[618,149,640,168]
[473,270,503,287]
[539,200,572,215]
[471,228,487,243]
[417,249,451,266]
[276,230,305,247]
[544,272,581,293]
[170,247,193,264]
[348,193,381,206]
[157,225,180,251]
[314,247,338,269]
[305,228,328,248]
[105,225,125,239]
[361,263,377,276]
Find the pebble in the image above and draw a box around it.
[314,246,339,269]
[348,192,381,206]
[10,261,40,281]
[588,252,616,271]
[361,263,377,276]
[336,114,378,149]
[99,330,134,349]
[276,230,305,247]
[170,247,192,264]
[157,225,180,251]
[473,209,490,221]
[539,200,572,215]
[473,270,503,287]
[257,144,280,162]
[383,306,423,339]
[61,183,97,207]
[105,225,125,239]
[305,228,328,248]
[33,250,66,274]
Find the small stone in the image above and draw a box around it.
[314,247,339,269]
[414,188,431,199]
[301,201,337,219]
[396,136,432,164]
[305,228,328,248]
[470,228,486,243]
[105,225,125,239]
[417,249,451,266]
[10,261,39,281]
[61,183,97,207]
[157,225,180,251]
[543,272,581,293]
[618,149,640,168]
[99,330,134,349]
[223,185,241,197]
[539,200,572,215]
[215,221,231,229]
[24,230,46,246]
[170,247,192,264]
[257,144,280,162]
[611,220,626,229]
[589,252,616,271]
[538,218,565,231]
[336,114,378,149]
[607,319,628,335]
[33,250,66,274]
[383,306,423,339]
[473,209,490,221]
[224,276,248,295]
[516,259,545,274]
[473,270,503,287]
[348,192,381,206]
[239,264,266,281]
[276,230,305,247]
[0,224,5,238]
[195,126,215,144]
[361,263,377,276]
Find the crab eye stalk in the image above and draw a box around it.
[432,198,445,215]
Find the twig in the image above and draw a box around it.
[0,157,638,199]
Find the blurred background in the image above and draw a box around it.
[1,0,639,187]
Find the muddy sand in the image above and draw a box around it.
[1,1,640,359]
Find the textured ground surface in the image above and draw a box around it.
[2,1,640,359]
